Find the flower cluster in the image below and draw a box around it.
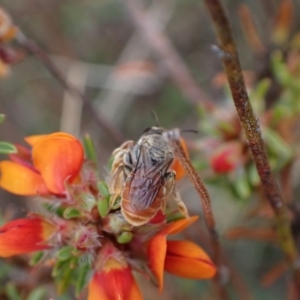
[0,132,216,299]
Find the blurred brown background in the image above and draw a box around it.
[1,0,300,299]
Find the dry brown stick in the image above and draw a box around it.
[122,0,214,110]
[15,32,125,146]
[204,0,300,296]
[163,128,229,300]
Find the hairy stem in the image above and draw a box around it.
[164,129,229,299]
[204,0,300,295]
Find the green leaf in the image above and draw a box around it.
[56,267,72,295]
[43,202,66,218]
[107,155,115,170]
[117,231,133,244]
[97,181,110,197]
[231,169,251,200]
[56,246,74,261]
[247,164,260,187]
[0,114,5,124]
[63,207,81,219]
[249,78,270,114]
[97,196,110,218]
[5,283,21,300]
[263,128,293,170]
[53,260,73,294]
[26,287,47,300]
[29,251,45,266]
[75,263,91,296]
[0,261,9,279]
[0,142,17,154]
[83,134,98,166]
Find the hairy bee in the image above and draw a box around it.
[109,127,188,226]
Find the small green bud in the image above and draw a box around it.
[83,134,98,166]
[97,181,110,197]
[29,251,44,266]
[0,114,5,124]
[117,231,133,244]
[63,207,81,219]
[97,196,110,218]
[232,169,251,200]
[56,246,74,261]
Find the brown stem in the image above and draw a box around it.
[122,0,214,110]
[15,32,125,146]
[204,0,300,295]
[163,128,229,299]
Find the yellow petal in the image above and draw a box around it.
[0,161,48,195]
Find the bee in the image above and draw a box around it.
[109,127,189,226]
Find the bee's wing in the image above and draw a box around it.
[124,145,173,211]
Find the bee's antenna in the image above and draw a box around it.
[151,110,160,127]
[181,129,198,134]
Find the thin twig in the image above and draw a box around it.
[204,0,300,295]
[163,128,229,300]
[95,1,175,126]
[15,31,125,146]
[122,0,214,110]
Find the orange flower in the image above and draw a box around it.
[0,132,84,195]
[88,242,142,300]
[148,216,216,292]
[0,217,55,257]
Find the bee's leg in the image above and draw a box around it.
[127,143,141,167]
[173,188,189,218]
[165,171,189,218]
[123,151,134,169]
[109,165,130,208]
[111,140,135,157]
[111,141,135,171]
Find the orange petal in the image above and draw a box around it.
[0,217,55,257]
[170,138,188,181]
[88,258,142,300]
[161,215,199,235]
[24,134,48,146]
[165,240,216,279]
[0,161,48,195]
[32,132,84,194]
[147,234,167,292]
[25,132,76,146]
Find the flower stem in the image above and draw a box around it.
[204,0,300,294]
[15,32,125,146]
[164,128,229,299]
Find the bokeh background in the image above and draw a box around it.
[1,0,300,299]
